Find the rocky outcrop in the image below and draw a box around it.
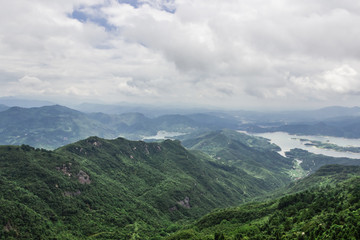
[77,170,91,184]
[177,196,191,209]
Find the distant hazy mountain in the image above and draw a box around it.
[0,105,241,149]
[0,136,283,239]
[232,106,360,124]
[75,102,213,117]
[0,105,118,149]
[0,97,54,108]
[0,104,8,112]
[246,116,360,138]
[272,106,360,122]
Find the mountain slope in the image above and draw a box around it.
[0,136,283,239]
[167,165,360,240]
[286,148,360,174]
[0,105,117,149]
[181,130,293,188]
[0,104,8,112]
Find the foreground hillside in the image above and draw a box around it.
[0,136,287,239]
[167,165,360,240]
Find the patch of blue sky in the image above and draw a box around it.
[69,0,175,32]
[117,0,175,12]
[69,5,115,32]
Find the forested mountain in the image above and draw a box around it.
[0,105,117,149]
[286,148,360,174]
[0,105,240,149]
[0,136,285,239]
[1,105,360,239]
[166,165,360,240]
[181,130,293,188]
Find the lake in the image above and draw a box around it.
[142,130,185,140]
[244,131,360,159]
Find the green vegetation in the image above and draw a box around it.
[182,130,292,188]
[302,139,360,153]
[286,148,360,174]
[2,127,360,239]
[166,165,360,239]
[0,105,239,149]
[0,136,285,239]
[0,105,117,149]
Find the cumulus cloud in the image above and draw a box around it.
[1,0,360,108]
[291,65,360,96]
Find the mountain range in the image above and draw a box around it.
[245,117,360,138]
[1,103,360,239]
[0,135,292,239]
[0,105,239,149]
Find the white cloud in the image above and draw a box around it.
[1,0,360,109]
[291,65,360,96]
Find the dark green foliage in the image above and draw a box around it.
[214,232,225,240]
[166,165,360,240]
[286,148,360,173]
[181,130,293,189]
[0,136,283,239]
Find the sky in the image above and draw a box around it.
[1,0,360,110]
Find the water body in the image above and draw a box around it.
[142,130,185,140]
[245,131,360,159]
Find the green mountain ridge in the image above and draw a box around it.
[181,130,293,188]
[0,136,284,239]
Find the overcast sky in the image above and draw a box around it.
[1,0,360,110]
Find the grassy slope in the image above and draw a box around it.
[0,137,282,239]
